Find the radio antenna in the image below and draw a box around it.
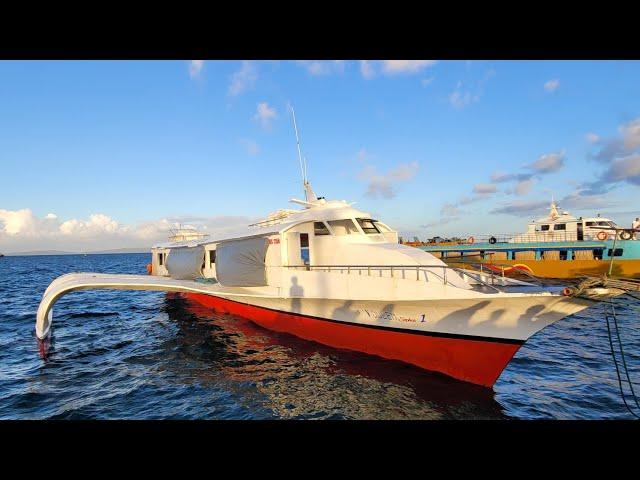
[288,105,317,203]
[290,106,307,185]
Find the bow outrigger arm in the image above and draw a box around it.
[35,272,266,340]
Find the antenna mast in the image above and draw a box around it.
[289,105,318,204]
[290,106,307,185]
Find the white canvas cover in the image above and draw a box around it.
[166,246,205,280]
[216,237,268,287]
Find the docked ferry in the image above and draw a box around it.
[418,202,640,279]
[32,109,628,388]
[36,178,624,388]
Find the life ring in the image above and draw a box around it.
[489,236,497,244]
[467,236,475,244]
[146,263,153,275]
[562,287,574,297]
[620,230,633,241]
[596,231,608,241]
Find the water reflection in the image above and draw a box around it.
[160,295,507,420]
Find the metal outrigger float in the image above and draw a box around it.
[36,273,263,340]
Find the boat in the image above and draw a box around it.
[34,113,624,388]
[168,224,210,243]
[37,177,627,387]
[417,202,640,279]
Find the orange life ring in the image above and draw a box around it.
[146,263,153,275]
[562,287,573,297]
[467,236,475,244]
[596,231,608,241]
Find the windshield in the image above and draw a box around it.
[328,219,359,235]
[356,218,381,234]
[586,220,616,227]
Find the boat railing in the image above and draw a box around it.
[446,259,546,287]
[419,229,639,247]
[421,232,598,246]
[284,264,528,293]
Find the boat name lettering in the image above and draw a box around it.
[359,309,420,323]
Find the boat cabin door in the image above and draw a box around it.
[287,232,311,267]
[577,222,584,241]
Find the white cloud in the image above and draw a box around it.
[0,208,38,236]
[0,208,257,253]
[239,138,259,156]
[591,117,640,164]
[298,60,345,76]
[189,60,204,79]
[45,213,58,220]
[491,200,549,216]
[229,61,257,96]
[421,77,434,87]
[472,183,497,194]
[492,192,616,217]
[582,119,640,193]
[359,161,419,199]
[529,150,565,173]
[360,60,375,79]
[440,203,462,217]
[421,216,460,229]
[621,118,640,151]
[449,86,477,109]
[59,214,119,236]
[357,60,438,79]
[602,154,640,184]
[381,60,437,75]
[585,132,600,144]
[515,179,534,196]
[448,69,495,110]
[357,148,369,162]
[544,78,560,92]
[253,102,277,128]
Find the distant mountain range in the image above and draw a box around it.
[3,247,151,256]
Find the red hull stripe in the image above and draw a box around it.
[184,293,522,387]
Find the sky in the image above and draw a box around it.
[1,60,640,252]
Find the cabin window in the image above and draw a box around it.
[607,248,623,257]
[356,218,381,234]
[540,225,550,231]
[209,250,216,265]
[314,222,330,236]
[594,248,604,260]
[328,219,359,235]
[554,224,566,230]
[374,222,390,233]
[559,250,568,260]
[158,253,164,266]
[586,221,595,227]
[300,233,310,265]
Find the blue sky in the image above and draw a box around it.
[1,60,640,251]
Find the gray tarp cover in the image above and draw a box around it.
[166,246,205,280]
[216,237,268,287]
